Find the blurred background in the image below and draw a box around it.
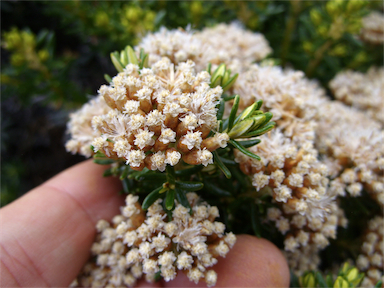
[1,0,383,206]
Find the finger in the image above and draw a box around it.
[163,234,290,287]
[0,160,124,287]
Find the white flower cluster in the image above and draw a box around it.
[137,23,271,74]
[234,129,345,265]
[65,96,112,157]
[329,67,384,126]
[357,216,384,287]
[360,12,384,44]
[231,62,383,274]
[234,64,327,146]
[74,193,236,287]
[315,101,384,206]
[66,58,230,170]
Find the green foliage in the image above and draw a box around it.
[298,263,365,288]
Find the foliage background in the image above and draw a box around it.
[1,0,382,213]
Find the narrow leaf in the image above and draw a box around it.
[222,94,236,101]
[121,178,131,193]
[213,151,231,179]
[126,46,138,65]
[374,280,383,288]
[142,186,163,210]
[165,189,176,210]
[120,49,129,67]
[229,140,261,160]
[236,139,261,148]
[236,102,258,122]
[211,75,222,88]
[325,275,333,287]
[110,52,124,72]
[218,120,223,133]
[207,62,212,74]
[119,166,130,180]
[103,168,113,177]
[227,118,254,138]
[219,157,237,165]
[211,63,226,81]
[175,165,203,176]
[93,159,115,165]
[175,188,192,213]
[176,181,204,191]
[315,271,327,288]
[255,99,263,110]
[217,99,225,120]
[104,74,112,83]
[203,180,232,196]
[222,73,238,92]
[227,95,240,132]
[244,122,275,137]
[263,112,273,125]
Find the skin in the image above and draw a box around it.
[0,160,290,287]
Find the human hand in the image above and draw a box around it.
[0,160,290,287]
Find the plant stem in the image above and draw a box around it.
[281,0,301,67]
[306,39,333,77]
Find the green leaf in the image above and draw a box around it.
[203,180,232,196]
[165,189,176,210]
[93,159,115,165]
[289,270,300,288]
[211,63,226,81]
[222,73,238,92]
[213,151,231,179]
[218,120,223,133]
[175,165,203,176]
[325,275,333,287]
[227,118,254,138]
[315,271,327,288]
[236,102,258,122]
[207,62,212,74]
[120,49,129,67]
[139,48,145,61]
[104,74,112,83]
[129,168,150,181]
[166,165,176,185]
[211,75,222,88]
[255,99,263,110]
[227,95,240,132]
[222,94,236,101]
[175,188,192,213]
[236,139,261,148]
[229,140,261,160]
[176,181,204,191]
[217,99,225,120]
[121,178,131,193]
[119,165,130,180]
[142,186,163,210]
[126,46,138,65]
[263,112,273,125]
[103,168,113,177]
[374,280,383,288]
[110,52,124,72]
[244,122,275,138]
[137,172,166,182]
[219,157,237,165]
[249,114,267,130]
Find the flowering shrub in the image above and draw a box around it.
[2,1,383,287]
